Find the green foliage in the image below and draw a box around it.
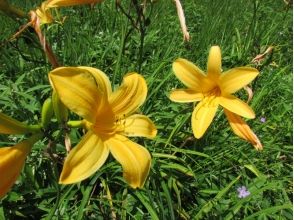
[0,0,292,219]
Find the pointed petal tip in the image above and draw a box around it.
[224,109,263,150]
[152,128,158,138]
[211,45,221,50]
[254,142,263,151]
[193,131,203,139]
[207,46,222,80]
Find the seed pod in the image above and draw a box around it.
[41,98,54,128]
[52,90,68,124]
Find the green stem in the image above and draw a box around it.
[27,124,42,133]
[67,120,84,128]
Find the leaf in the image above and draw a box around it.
[244,164,266,178]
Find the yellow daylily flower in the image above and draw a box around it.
[0,134,41,198]
[170,46,262,149]
[49,67,157,188]
[35,0,104,24]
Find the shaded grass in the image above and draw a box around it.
[0,0,292,219]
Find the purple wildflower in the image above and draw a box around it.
[237,186,250,198]
[260,117,266,123]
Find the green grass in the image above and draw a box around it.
[0,0,292,219]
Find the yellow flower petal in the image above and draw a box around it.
[0,134,41,198]
[219,95,255,119]
[78,66,112,114]
[105,135,151,188]
[35,2,53,24]
[192,96,219,138]
[207,46,222,80]
[220,67,259,94]
[59,131,109,184]
[224,109,263,150]
[172,58,213,92]
[109,73,147,116]
[78,67,112,96]
[169,89,204,103]
[0,112,33,134]
[122,114,157,139]
[49,67,104,123]
[45,0,104,8]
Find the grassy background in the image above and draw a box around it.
[0,0,292,219]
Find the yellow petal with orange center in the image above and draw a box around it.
[220,67,259,94]
[172,58,213,92]
[192,96,219,138]
[224,109,263,150]
[219,95,255,119]
[121,114,157,139]
[207,46,222,81]
[105,134,151,188]
[0,134,41,198]
[49,67,105,123]
[59,131,109,184]
[109,73,147,117]
[169,89,204,103]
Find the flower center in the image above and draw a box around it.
[207,86,221,97]
[91,111,125,137]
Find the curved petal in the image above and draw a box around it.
[220,67,259,94]
[224,109,262,150]
[169,89,204,103]
[121,114,157,139]
[219,95,255,119]
[207,46,222,80]
[36,3,53,24]
[0,134,40,198]
[46,0,104,8]
[49,67,103,123]
[172,58,213,92]
[109,73,147,116]
[105,135,151,188]
[77,67,112,115]
[192,96,219,138]
[78,67,112,98]
[59,131,109,184]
